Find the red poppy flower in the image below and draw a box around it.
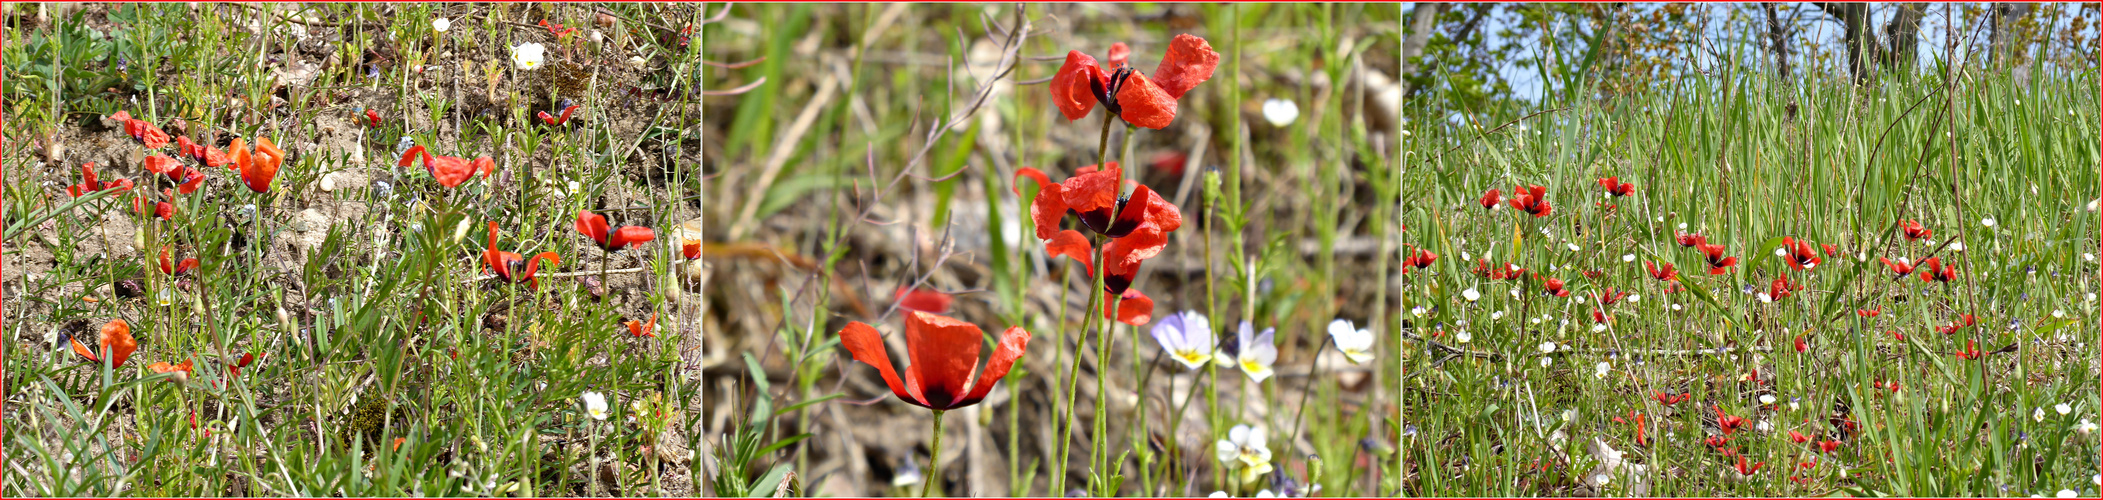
[366,109,383,127]
[1591,308,1611,324]
[837,311,1031,411]
[1403,247,1438,271]
[538,105,581,126]
[177,136,201,158]
[1815,439,1841,454]
[134,189,177,220]
[625,314,659,338]
[574,210,656,251]
[158,247,199,276]
[1506,185,1552,217]
[482,222,562,289]
[144,154,182,177]
[71,319,138,368]
[1698,242,1738,274]
[681,240,702,260]
[148,358,195,383]
[895,286,953,314]
[1858,308,1882,317]
[1953,339,1983,360]
[1644,261,1679,282]
[230,137,285,194]
[1672,232,1705,250]
[1734,455,1764,475]
[1918,256,1955,283]
[1654,391,1690,405]
[1019,165,1181,295]
[1789,430,1811,443]
[67,162,134,197]
[1900,219,1931,241]
[1049,34,1220,129]
[1704,435,1731,449]
[1935,313,1976,335]
[1478,188,1502,210]
[399,145,497,188]
[226,352,259,377]
[1595,287,1628,305]
[173,167,207,194]
[1768,276,1800,301]
[1782,237,1821,271]
[1717,407,1746,435]
[1879,256,1915,277]
[1104,288,1153,325]
[1540,276,1571,297]
[1596,176,1633,197]
[1488,262,1525,281]
[1794,334,1807,353]
[112,111,171,149]
[1820,243,1838,256]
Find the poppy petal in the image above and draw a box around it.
[1030,182,1069,240]
[1103,245,1144,295]
[1114,72,1177,129]
[1049,51,1105,121]
[895,287,954,314]
[71,336,100,363]
[483,222,508,278]
[1060,164,1123,218]
[1014,167,1052,197]
[101,320,136,368]
[610,226,656,249]
[575,210,611,247]
[1045,229,1094,276]
[396,145,426,168]
[954,326,1031,408]
[1107,288,1153,325]
[903,311,983,409]
[838,321,924,408]
[1106,42,1131,69]
[1151,34,1220,99]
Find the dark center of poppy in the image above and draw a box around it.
[1075,193,1144,238]
[1088,67,1136,115]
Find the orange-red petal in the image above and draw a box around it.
[575,210,611,246]
[1106,288,1153,325]
[1045,229,1094,276]
[1106,42,1131,69]
[1049,51,1105,121]
[101,319,136,368]
[903,311,983,409]
[955,325,1030,408]
[609,226,656,250]
[838,321,923,407]
[1013,167,1052,196]
[1114,72,1177,129]
[895,287,954,314]
[1152,34,1220,99]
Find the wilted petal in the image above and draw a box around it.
[1114,72,1177,129]
[1151,34,1220,99]
[1049,51,1105,121]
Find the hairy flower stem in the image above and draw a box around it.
[1052,111,1119,495]
[923,410,946,497]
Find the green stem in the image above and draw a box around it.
[923,410,946,497]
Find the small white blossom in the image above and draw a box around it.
[1462,288,1481,302]
[2034,407,2047,423]
[1593,362,1611,379]
[1760,394,1777,405]
[1981,217,1996,227]
[1539,357,1553,368]
[1622,253,1636,263]
[1539,341,1558,354]
[1261,98,1300,127]
[2056,403,2073,415]
[1327,319,1375,364]
[1455,330,1472,344]
[510,42,548,70]
[582,392,609,420]
[431,17,451,32]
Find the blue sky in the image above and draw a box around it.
[1457,3,2102,102]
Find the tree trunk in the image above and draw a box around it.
[1814,2,1881,83]
[1398,3,1451,99]
[1761,3,1795,80]
[1880,3,1927,71]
